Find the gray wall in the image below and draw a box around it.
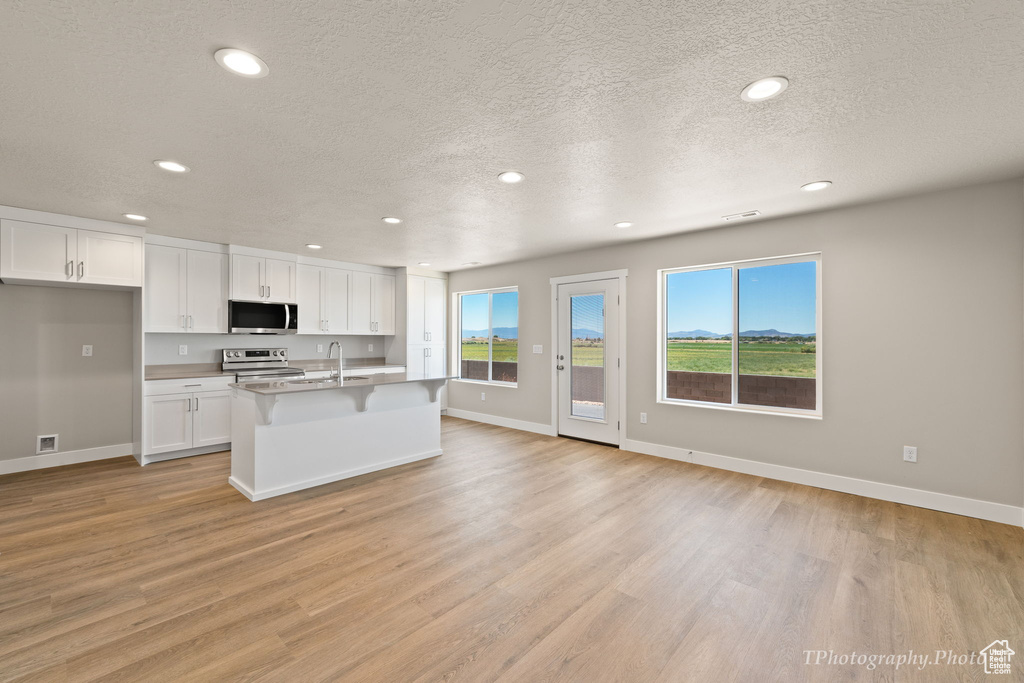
[448,179,1024,507]
[0,286,134,461]
[145,333,394,365]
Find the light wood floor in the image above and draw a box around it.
[1,417,1022,682]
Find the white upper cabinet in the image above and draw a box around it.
[296,264,324,334]
[145,244,228,333]
[407,276,426,342]
[186,250,229,333]
[349,271,374,334]
[349,271,395,335]
[231,254,296,303]
[145,245,188,332]
[77,230,143,287]
[0,219,142,288]
[324,268,350,334]
[373,273,396,335]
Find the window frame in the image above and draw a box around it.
[657,252,822,418]
[454,285,519,387]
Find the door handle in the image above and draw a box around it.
[188,315,193,329]
[66,260,73,279]
[194,397,199,411]
[186,398,191,412]
[267,286,271,299]
[556,364,565,370]
[260,285,265,298]
[78,261,84,279]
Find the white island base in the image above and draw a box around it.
[229,374,450,501]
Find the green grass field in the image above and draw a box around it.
[666,341,816,377]
[461,339,816,377]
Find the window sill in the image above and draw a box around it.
[453,379,518,388]
[657,397,822,420]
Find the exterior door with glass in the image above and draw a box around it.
[556,279,620,444]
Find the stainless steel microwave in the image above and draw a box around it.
[228,301,298,334]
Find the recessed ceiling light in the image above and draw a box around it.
[214,48,269,78]
[740,76,789,102]
[306,244,322,249]
[382,217,402,224]
[154,160,189,173]
[498,171,525,184]
[614,221,633,229]
[801,180,832,192]
[462,262,481,266]
[417,262,431,267]
[123,213,147,221]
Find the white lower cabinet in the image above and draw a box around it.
[143,377,233,460]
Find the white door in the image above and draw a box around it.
[424,277,446,343]
[264,258,296,303]
[231,254,264,301]
[192,390,232,448]
[324,268,350,334]
[296,264,324,333]
[77,230,143,286]
[557,279,620,445]
[144,244,188,332]
[373,273,396,334]
[187,251,228,333]
[408,275,426,342]
[143,393,193,455]
[0,220,78,283]
[350,271,374,334]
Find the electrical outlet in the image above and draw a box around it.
[316,344,323,353]
[178,345,188,356]
[533,345,543,354]
[640,412,647,424]
[81,345,93,357]
[368,343,373,352]
[903,445,918,463]
[481,392,486,401]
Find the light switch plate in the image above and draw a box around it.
[368,343,373,352]
[533,345,543,354]
[316,344,323,353]
[178,345,188,356]
[81,345,93,357]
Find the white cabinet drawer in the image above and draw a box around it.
[144,375,234,396]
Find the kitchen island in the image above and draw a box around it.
[229,372,453,501]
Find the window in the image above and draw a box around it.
[457,287,518,384]
[660,254,820,415]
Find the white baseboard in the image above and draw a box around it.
[142,443,230,466]
[232,449,444,502]
[445,408,557,437]
[0,443,135,476]
[621,438,1024,528]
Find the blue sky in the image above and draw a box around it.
[461,291,518,336]
[667,262,816,334]
[571,294,604,333]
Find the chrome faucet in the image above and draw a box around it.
[327,341,343,380]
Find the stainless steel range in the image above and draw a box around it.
[223,348,305,381]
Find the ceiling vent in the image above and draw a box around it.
[722,210,762,221]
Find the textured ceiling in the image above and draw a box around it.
[1,0,1022,270]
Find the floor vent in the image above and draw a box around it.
[36,434,59,455]
[722,210,762,221]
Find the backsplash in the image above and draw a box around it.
[145,333,394,365]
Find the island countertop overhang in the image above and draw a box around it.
[230,372,455,396]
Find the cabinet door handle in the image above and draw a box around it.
[267,285,271,299]
[78,261,84,279]
[260,285,265,298]
[186,398,191,412]
[195,397,199,411]
[181,315,186,329]
[66,260,73,279]
[188,315,193,329]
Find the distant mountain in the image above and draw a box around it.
[461,327,518,339]
[572,328,604,339]
[739,329,814,338]
[667,329,727,339]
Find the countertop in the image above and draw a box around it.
[145,358,405,381]
[230,372,454,396]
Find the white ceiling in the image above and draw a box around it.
[1,1,1022,271]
